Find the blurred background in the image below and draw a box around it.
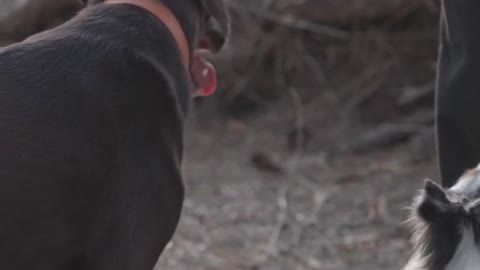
[0,0,440,269]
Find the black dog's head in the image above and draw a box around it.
[151,0,231,53]
[158,0,230,96]
[85,0,229,97]
[85,0,230,53]
[404,166,480,270]
[196,0,230,52]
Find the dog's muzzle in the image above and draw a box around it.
[202,17,227,53]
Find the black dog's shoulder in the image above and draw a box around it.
[1,3,192,115]
[0,2,192,194]
[0,4,190,171]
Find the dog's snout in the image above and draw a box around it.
[203,18,227,52]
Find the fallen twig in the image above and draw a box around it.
[338,123,428,153]
[228,1,350,41]
[265,184,289,256]
[397,81,435,107]
[287,87,306,161]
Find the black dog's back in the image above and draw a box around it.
[0,4,188,269]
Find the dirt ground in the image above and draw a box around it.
[154,97,438,270]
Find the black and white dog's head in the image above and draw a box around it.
[405,165,480,270]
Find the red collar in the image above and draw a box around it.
[105,0,190,67]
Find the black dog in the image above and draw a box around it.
[0,0,228,268]
[404,167,480,270]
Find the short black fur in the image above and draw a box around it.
[0,1,227,269]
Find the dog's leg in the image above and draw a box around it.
[86,153,184,270]
[436,0,480,187]
[85,88,185,270]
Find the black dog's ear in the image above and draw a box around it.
[415,179,458,223]
[424,179,449,203]
[201,0,230,52]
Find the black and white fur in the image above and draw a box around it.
[404,165,480,270]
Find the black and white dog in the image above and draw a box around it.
[0,0,228,268]
[405,165,480,270]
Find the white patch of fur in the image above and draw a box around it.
[403,252,430,270]
[445,226,480,270]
